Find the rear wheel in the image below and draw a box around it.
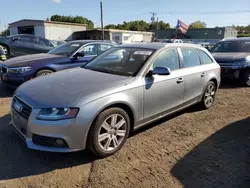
[87,108,130,158]
[36,69,53,77]
[199,81,216,109]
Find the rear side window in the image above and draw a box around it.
[198,50,213,64]
[180,48,201,68]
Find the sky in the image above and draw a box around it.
[0,0,250,32]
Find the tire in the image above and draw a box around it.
[36,69,53,77]
[87,108,131,158]
[199,81,217,109]
[241,69,250,87]
[0,44,9,56]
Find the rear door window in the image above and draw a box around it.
[180,48,201,68]
[100,44,113,54]
[197,50,213,64]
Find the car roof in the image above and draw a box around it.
[119,42,205,50]
[66,40,116,45]
[221,37,250,42]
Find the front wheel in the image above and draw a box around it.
[87,108,130,158]
[199,81,217,109]
[0,45,9,56]
[36,69,53,77]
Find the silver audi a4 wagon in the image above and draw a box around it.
[10,43,221,157]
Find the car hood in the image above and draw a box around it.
[15,67,135,108]
[2,53,64,67]
[212,52,250,63]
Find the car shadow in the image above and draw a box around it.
[131,105,201,136]
[0,114,97,181]
[171,117,250,188]
[0,81,14,98]
[219,80,244,89]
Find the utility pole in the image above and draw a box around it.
[150,12,157,41]
[150,12,157,24]
[100,1,104,40]
[156,17,159,40]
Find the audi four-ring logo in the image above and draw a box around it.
[14,102,23,113]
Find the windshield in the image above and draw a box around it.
[48,43,82,56]
[211,40,250,53]
[84,47,154,76]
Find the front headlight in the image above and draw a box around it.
[36,108,79,121]
[8,66,31,73]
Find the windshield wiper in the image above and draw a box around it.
[84,66,130,76]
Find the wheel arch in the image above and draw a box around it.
[35,67,56,76]
[91,102,136,132]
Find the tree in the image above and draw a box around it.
[189,21,207,29]
[104,24,117,29]
[150,20,171,30]
[104,20,171,31]
[50,15,94,29]
[0,29,9,36]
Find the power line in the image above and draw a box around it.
[155,10,250,15]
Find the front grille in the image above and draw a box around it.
[32,134,68,148]
[21,128,27,135]
[12,96,32,119]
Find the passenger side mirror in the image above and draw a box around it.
[150,67,171,76]
[73,52,85,60]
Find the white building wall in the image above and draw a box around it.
[9,27,18,35]
[111,32,144,44]
[44,24,86,41]
[34,26,45,38]
[111,33,123,44]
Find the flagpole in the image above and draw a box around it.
[176,20,178,39]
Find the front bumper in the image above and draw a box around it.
[220,68,241,79]
[10,104,86,153]
[0,72,32,88]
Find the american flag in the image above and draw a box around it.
[176,20,189,34]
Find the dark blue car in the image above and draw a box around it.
[0,40,116,87]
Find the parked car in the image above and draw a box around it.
[0,34,58,57]
[197,42,213,50]
[0,40,116,87]
[211,37,250,86]
[10,43,220,157]
[162,39,184,43]
[51,40,66,46]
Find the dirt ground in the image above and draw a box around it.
[0,81,249,188]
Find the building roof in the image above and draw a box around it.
[9,19,87,27]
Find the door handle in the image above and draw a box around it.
[177,78,184,84]
[201,73,206,77]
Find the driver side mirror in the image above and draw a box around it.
[73,52,85,60]
[147,67,171,76]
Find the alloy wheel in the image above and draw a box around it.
[0,45,8,55]
[98,114,127,152]
[204,83,215,107]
